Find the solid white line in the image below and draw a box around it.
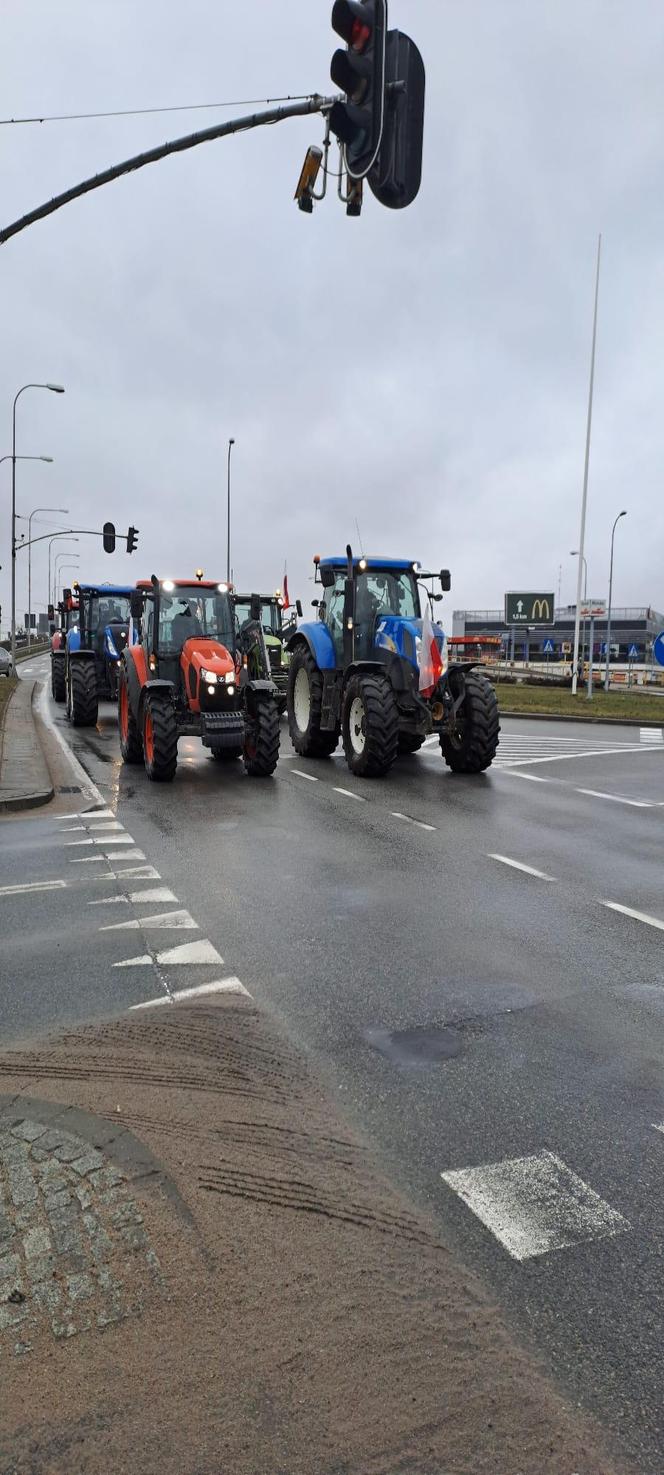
[0,879,67,898]
[577,788,651,808]
[600,901,664,933]
[292,769,318,782]
[114,938,223,967]
[488,854,556,881]
[107,850,145,862]
[391,812,437,832]
[100,909,197,932]
[441,1150,629,1261]
[130,976,250,1010]
[333,786,366,802]
[496,745,656,766]
[36,684,104,807]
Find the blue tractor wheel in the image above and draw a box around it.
[287,645,338,758]
[342,672,399,778]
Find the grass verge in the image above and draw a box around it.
[494,681,664,723]
[0,677,17,724]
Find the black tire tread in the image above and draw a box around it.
[440,671,500,773]
[244,701,280,777]
[51,656,66,703]
[287,645,338,758]
[118,671,143,764]
[69,660,98,728]
[145,693,178,782]
[343,672,399,778]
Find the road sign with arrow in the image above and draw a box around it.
[504,592,555,626]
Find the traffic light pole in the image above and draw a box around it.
[15,528,136,554]
[0,97,332,246]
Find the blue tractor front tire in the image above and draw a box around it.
[287,645,338,758]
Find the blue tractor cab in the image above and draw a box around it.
[64,582,135,726]
[286,547,499,778]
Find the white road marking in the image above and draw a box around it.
[59,825,86,832]
[106,850,145,862]
[576,788,651,808]
[441,1150,629,1261]
[130,976,250,1010]
[391,812,437,832]
[641,728,664,744]
[82,808,115,819]
[88,896,128,906]
[69,856,108,865]
[66,839,94,847]
[37,685,105,808]
[110,864,160,880]
[652,1122,664,1136]
[129,888,177,904]
[100,909,197,932]
[498,771,550,784]
[114,939,223,967]
[87,821,124,832]
[600,901,664,934]
[292,769,318,782]
[87,835,135,846]
[0,879,67,898]
[333,786,366,802]
[488,854,556,881]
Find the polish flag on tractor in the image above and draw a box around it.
[282,564,290,610]
[418,601,446,696]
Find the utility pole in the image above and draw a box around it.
[226,438,235,586]
[571,234,601,696]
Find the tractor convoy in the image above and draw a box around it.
[47,553,500,785]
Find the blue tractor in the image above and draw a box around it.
[65,582,135,727]
[286,547,500,778]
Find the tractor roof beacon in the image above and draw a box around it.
[285,546,500,780]
[117,576,281,783]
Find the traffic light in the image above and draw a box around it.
[329,1,387,178]
[126,525,138,554]
[103,520,116,554]
[368,29,425,209]
[47,604,54,622]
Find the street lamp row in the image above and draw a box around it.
[10,383,65,663]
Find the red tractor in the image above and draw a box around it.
[118,574,280,782]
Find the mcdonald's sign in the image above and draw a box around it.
[505,592,555,626]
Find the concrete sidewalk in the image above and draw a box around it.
[0,679,53,813]
[0,995,626,1475]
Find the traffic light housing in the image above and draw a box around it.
[329,1,386,178]
[368,29,425,209]
[103,520,116,554]
[126,525,138,554]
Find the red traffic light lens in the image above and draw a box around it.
[351,18,370,50]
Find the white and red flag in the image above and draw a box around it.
[282,564,290,610]
[418,601,446,696]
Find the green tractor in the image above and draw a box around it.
[233,593,302,715]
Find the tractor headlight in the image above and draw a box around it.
[207,684,216,696]
[415,636,423,666]
[224,672,235,684]
[226,683,235,696]
[106,631,118,658]
[201,669,218,684]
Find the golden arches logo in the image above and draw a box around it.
[532,599,551,621]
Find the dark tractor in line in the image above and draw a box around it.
[50,588,80,702]
[286,547,500,779]
[233,592,303,714]
[62,583,134,726]
[118,575,281,782]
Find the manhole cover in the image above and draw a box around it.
[365,1024,462,1070]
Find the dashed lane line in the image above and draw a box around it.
[333,786,366,802]
[391,812,437,832]
[488,854,556,881]
[600,901,664,934]
[0,879,67,898]
[130,977,250,1010]
[441,1150,629,1261]
[291,769,319,782]
[576,789,651,808]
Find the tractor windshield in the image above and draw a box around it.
[233,599,282,638]
[355,569,420,620]
[158,586,235,654]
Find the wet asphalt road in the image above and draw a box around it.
[4,653,664,1471]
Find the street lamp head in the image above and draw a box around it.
[40,456,54,463]
[46,384,65,394]
[229,437,235,446]
[619,509,627,518]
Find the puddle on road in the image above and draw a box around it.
[365,1024,463,1069]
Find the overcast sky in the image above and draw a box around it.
[2,1,663,632]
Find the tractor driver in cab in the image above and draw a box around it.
[170,598,203,648]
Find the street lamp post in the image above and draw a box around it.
[47,535,77,609]
[54,552,79,596]
[571,550,588,672]
[572,235,602,696]
[11,383,65,666]
[605,511,627,691]
[27,502,67,646]
[227,437,235,585]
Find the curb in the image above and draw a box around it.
[498,708,664,729]
[0,679,54,814]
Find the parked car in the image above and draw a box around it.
[0,648,14,678]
